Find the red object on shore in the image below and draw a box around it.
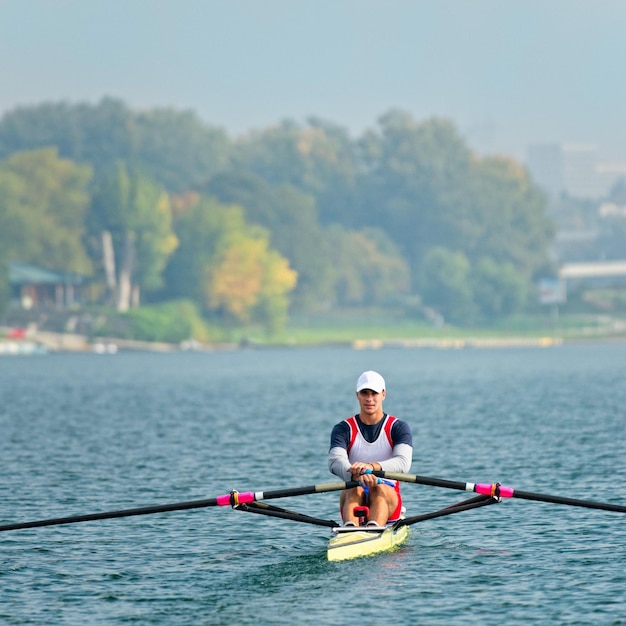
[7,327,26,339]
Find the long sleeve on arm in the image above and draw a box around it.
[378,443,412,474]
[328,421,352,481]
[377,419,413,473]
[328,446,352,481]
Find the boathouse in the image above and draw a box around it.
[9,262,87,310]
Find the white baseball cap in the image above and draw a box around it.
[356,370,386,393]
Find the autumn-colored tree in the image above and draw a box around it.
[207,234,267,321]
[165,197,297,333]
[207,232,297,330]
[203,170,334,311]
[254,247,299,333]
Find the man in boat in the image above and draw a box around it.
[328,370,413,527]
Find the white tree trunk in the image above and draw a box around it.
[102,230,117,306]
[131,284,141,308]
[116,231,135,312]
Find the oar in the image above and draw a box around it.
[375,471,626,513]
[396,495,498,528]
[0,479,359,532]
[233,501,339,528]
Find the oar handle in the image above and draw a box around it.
[362,469,397,488]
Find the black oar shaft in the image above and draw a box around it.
[512,489,626,513]
[234,502,338,528]
[0,497,221,531]
[375,471,473,492]
[398,496,497,528]
[0,480,359,532]
[376,471,626,514]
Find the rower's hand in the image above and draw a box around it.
[350,462,377,486]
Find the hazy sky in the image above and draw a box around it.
[2,0,625,162]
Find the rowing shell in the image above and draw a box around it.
[327,524,410,561]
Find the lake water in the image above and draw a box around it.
[1,344,625,625]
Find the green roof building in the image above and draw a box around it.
[9,262,87,309]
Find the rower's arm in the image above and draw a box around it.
[378,419,413,473]
[378,443,413,474]
[328,421,352,481]
[328,446,352,481]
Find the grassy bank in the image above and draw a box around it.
[223,311,626,347]
[4,305,626,349]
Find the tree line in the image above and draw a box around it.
[0,98,556,333]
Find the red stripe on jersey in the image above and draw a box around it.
[345,416,359,453]
[346,415,396,452]
[384,415,397,447]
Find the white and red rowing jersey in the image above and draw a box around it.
[328,413,413,482]
[345,414,397,465]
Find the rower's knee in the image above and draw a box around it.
[372,484,398,507]
[340,486,365,506]
[369,483,394,499]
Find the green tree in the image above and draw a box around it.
[419,247,476,323]
[465,156,555,278]
[327,225,410,306]
[471,257,529,319]
[232,118,359,225]
[133,107,232,192]
[0,98,231,193]
[88,163,178,310]
[0,99,134,169]
[0,261,8,315]
[0,148,92,272]
[356,112,474,285]
[0,101,558,323]
[357,111,554,317]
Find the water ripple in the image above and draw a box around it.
[1,345,625,625]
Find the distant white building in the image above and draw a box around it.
[526,142,626,200]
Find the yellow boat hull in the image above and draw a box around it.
[327,524,410,561]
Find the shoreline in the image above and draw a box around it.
[4,330,626,355]
[3,322,626,354]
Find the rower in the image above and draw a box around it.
[328,370,414,526]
